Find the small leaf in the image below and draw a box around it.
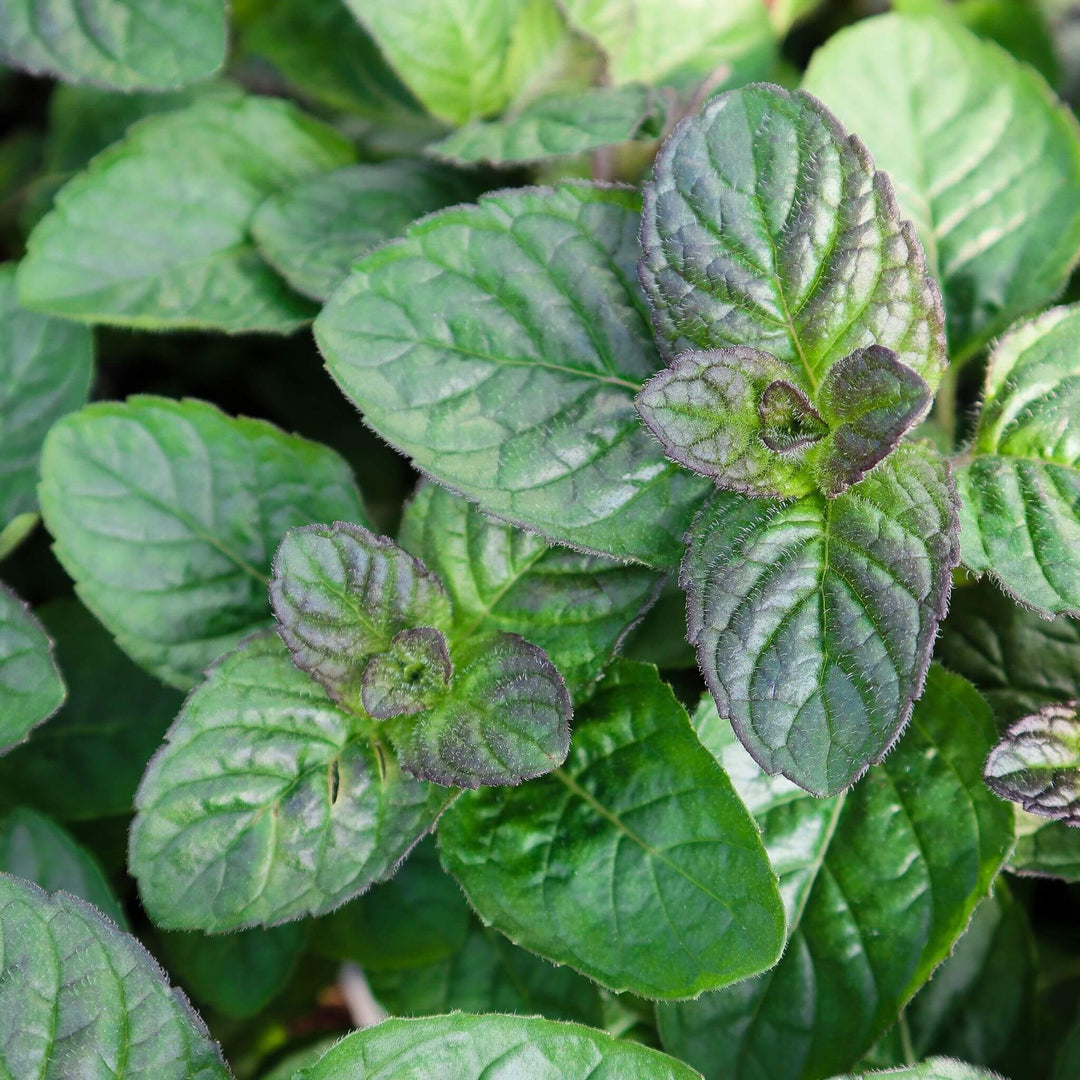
[437,661,785,999]
[130,633,453,931]
[389,632,571,788]
[640,84,946,395]
[294,1014,703,1080]
[315,182,711,569]
[0,0,226,91]
[758,378,827,454]
[0,583,64,755]
[252,162,485,302]
[18,96,356,333]
[429,84,666,165]
[362,627,453,720]
[39,396,366,689]
[0,874,229,1079]
[828,1060,1004,1079]
[398,482,660,693]
[953,304,1080,617]
[1009,808,1080,882]
[984,702,1080,824]
[804,13,1080,360]
[682,442,959,796]
[270,522,451,715]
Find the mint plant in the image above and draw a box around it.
[5,2,1080,1078]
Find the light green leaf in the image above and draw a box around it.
[640,83,946,395]
[131,632,453,932]
[295,1014,703,1080]
[0,873,229,1079]
[658,666,1015,1080]
[954,305,1080,616]
[269,522,450,715]
[363,627,453,721]
[0,806,125,925]
[315,182,712,569]
[803,13,1080,360]
[39,396,366,689]
[1009,808,1080,882]
[252,163,484,302]
[429,83,665,165]
[682,442,959,796]
[0,583,64,754]
[831,1062,1004,1079]
[0,262,92,535]
[0,0,226,90]
[437,661,785,999]
[17,96,356,333]
[398,482,659,694]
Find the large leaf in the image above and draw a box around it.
[252,162,484,302]
[0,262,93,544]
[953,305,1080,617]
[0,583,64,754]
[640,83,946,394]
[17,96,356,333]
[658,666,1015,1080]
[429,84,665,165]
[437,661,785,999]
[295,1014,702,1080]
[39,396,366,689]
[398,482,659,694]
[0,874,229,1079]
[682,442,959,797]
[803,13,1080,360]
[0,0,226,90]
[131,633,453,932]
[316,182,711,569]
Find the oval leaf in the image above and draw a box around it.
[437,660,785,999]
[682,442,959,796]
[130,632,453,931]
[39,396,366,689]
[315,182,712,570]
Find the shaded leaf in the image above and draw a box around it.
[1009,809,1080,882]
[363,627,453,720]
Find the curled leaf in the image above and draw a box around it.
[362,627,453,720]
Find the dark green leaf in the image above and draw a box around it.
[0,873,229,1079]
[18,96,356,333]
[1009,810,1080,882]
[682,442,959,796]
[315,182,711,569]
[295,1013,702,1080]
[398,482,659,694]
[804,13,1080,360]
[270,522,450,715]
[438,661,785,999]
[130,632,453,931]
[39,396,366,689]
[363,627,453,720]
[658,666,1015,1079]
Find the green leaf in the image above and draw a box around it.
[315,182,712,569]
[17,96,356,334]
[953,305,1080,617]
[131,633,452,932]
[437,660,785,999]
[0,874,229,1079]
[398,482,660,694]
[0,262,93,535]
[388,631,571,788]
[429,83,665,165]
[363,627,453,720]
[39,396,366,689]
[270,522,451,715]
[803,13,1080,360]
[682,442,959,797]
[0,583,64,754]
[156,923,308,1020]
[0,0,226,90]
[1009,809,1080,882]
[294,1013,703,1080]
[0,599,182,820]
[984,702,1080,823]
[828,1061,1003,1079]
[658,666,1015,1080]
[0,806,125,926]
[252,163,485,302]
[640,83,946,397]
